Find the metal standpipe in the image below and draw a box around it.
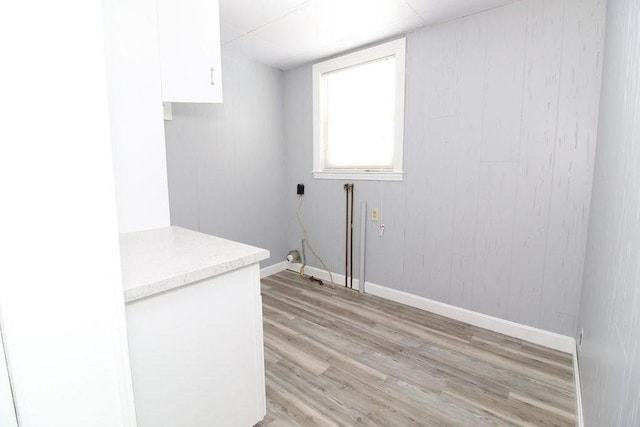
[359,201,366,294]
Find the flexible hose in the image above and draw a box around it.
[300,238,306,277]
[296,196,335,288]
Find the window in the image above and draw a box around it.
[312,38,406,181]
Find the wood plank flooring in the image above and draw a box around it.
[258,271,576,426]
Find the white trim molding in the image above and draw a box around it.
[260,261,288,279]
[364,282,576,354]
[313,170,404,181]
[282,264,575,354]
[574,348,584,426]
[312,38,406,181]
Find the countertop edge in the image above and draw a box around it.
[123,249,270,303]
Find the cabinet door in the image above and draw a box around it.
[125,265,265,426]
[157,0,223,103]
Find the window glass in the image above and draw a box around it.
[324,57,396,169]
[312,38,405,181]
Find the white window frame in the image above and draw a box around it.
[312,38,406,181]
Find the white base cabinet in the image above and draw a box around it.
[125,263,265,427]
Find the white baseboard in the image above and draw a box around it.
[574,348,584,426]
[260,261,288,279]
[281,264,575,354]
[365,282,576,354]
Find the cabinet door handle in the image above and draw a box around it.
[210,67,215,86]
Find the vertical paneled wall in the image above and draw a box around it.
[577,0,640,424]
[165,54,288,266]
[284,0,605,335]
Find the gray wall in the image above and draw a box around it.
[284,0,605,335]
[165,53,287,266]
[577,0,640,424]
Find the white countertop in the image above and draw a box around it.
[120,226,270,302]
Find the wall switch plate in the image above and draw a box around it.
[371,208,379,221]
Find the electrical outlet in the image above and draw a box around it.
[371,208,379,221]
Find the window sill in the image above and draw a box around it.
[313,170,404,181]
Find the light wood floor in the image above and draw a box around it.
[258,270,576,427]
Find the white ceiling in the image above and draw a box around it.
[219,0,518,70]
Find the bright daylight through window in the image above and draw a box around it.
[312,38,406,181]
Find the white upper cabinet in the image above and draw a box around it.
[156,0,223,103]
